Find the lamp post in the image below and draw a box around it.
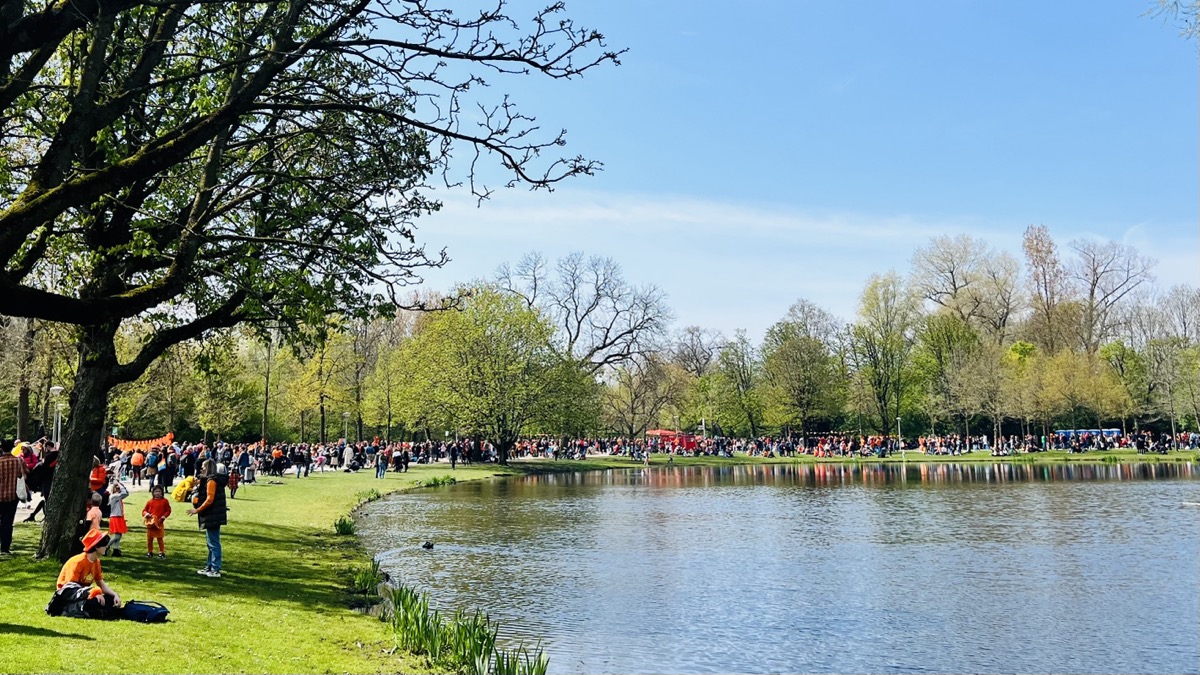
[896,416,904,461]
[342,412,350,442]
[49,386,64,444]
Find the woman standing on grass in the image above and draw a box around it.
[188,458,228,578]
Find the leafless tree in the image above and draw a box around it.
[671,325,724,378]
[1022,225,1073,352]
[1069,239,1156,353]
[603,354,683,438]
[497,251,670,373]
[911,234,1022,344]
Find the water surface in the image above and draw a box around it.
[359,462,1200,674]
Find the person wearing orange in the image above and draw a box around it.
[57,529,122,608]
[106,476,130,557]
[88,457,107,493]
[142,485,171,558]
[130,449,145,486]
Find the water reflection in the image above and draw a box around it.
[515,460,1200,489]
[359,462,1200,675]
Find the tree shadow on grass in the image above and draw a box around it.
[103,521,366,613]
[0,622,95,640]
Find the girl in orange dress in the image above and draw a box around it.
[142,485,171,558]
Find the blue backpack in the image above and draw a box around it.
[122,600,170,623]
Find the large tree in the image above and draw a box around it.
[760,299,841,440]
[403,287,580,464]
[496,251,671,373]
[0,0,621,559]
[849,272,920,433]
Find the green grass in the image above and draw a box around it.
[0,465,510,674]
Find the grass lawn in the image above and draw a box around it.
[2,449,1194,673]
[0,464,516,674]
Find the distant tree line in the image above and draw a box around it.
[4,229,1196,455]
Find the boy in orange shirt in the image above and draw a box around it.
[142,485,171,558]
[57,529,122,608]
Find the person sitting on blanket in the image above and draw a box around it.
[57,529,122,609]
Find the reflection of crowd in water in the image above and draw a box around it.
[538,460,1199,490]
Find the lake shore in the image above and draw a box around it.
[1,448,1196,673]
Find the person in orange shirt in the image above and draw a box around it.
[88,457,107,493]
[57,529,122,607]
[142,485,171,558]
[130,449,145,486]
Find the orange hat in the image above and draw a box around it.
[81,529,110,552]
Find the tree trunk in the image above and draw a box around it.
[38,324,118,561]
[261,339,272,444]
[16,385,30,441]
[16,319,38,440]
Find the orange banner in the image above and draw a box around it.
[107,433,174,452]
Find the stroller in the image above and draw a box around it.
[243,462,257,484]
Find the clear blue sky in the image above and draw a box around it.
[413,0,1198,340]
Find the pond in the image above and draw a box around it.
[358,462,1200,674]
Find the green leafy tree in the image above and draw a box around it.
[760,299,841,441]
[404,288,577,464]
[713,331,765,438]
[848,272,920,433]
[1,2,621,559]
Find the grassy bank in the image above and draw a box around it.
[0,464,517,674]
[2,449,1195,673]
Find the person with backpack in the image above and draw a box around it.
[188,458,228,578]
[144,448,159,488]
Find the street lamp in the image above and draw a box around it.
[342,412,350,442]
[49,386,64,444]
[896,416,904,461]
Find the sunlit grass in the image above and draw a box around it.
[0,464,502,673]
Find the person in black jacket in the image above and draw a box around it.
[187,459,228,578]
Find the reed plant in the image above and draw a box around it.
[416,475,458,488]
[356,488,384,504]
[334,515,357,535]
[382,583,547,674]
[350,559,386,596]
[492,642,550,675]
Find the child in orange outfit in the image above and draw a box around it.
[142,485,171,558]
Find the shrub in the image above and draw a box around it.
[416,475,458,488]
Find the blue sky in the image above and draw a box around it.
[411,1,1198,340]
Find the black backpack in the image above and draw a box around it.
[122,600,170,623]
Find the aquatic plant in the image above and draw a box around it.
[350,559,385,596]
[334,515,357,535]
[417,475,458,488]
[356,488,384,504]
[382,583,547,674]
